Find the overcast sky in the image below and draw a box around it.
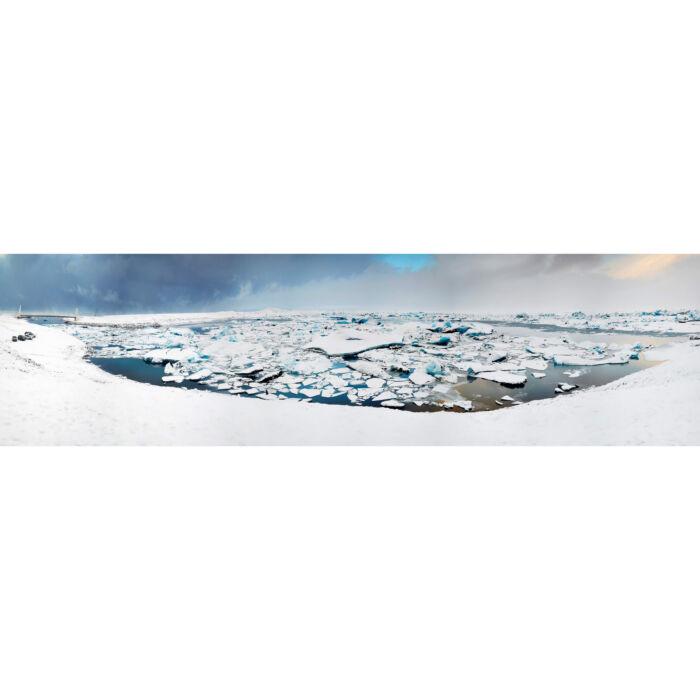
[1,254,697,314]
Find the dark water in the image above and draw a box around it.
[454,357,659,411]
[28,316,72,326]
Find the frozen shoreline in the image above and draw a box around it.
[2,315,699,445]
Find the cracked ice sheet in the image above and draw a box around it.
[305,329,406,356]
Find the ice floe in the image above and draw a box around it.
[476,371,527,386]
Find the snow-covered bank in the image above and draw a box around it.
[475,310,700,335]
[67,309,310,328]
[1,316,699,445]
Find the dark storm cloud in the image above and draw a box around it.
[1,254,697,314]
[0,255,374,313]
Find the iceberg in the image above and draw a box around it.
[476,371,527,386]
[552,353,629,366]
[305,329,404,356]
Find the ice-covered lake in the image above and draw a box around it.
[34,312,681,413]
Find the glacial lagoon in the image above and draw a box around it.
[30,313,676,414]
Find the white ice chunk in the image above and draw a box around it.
[432,383,452,394]
[306,329,405,356]
[409,369,435,385]
[288,355,333,374]
[161,375,184,383]
[563,370,582,378]
[347,360,390,379]
[186,368,212,381]
[552,353,629,366]
[476,371,527,386]
[521,358,548,371]
[300,388,321,398]
[145,347,199,364]
[531,372,547,379]
[381,399,404,408]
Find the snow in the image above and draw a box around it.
[2,314,700,445]
[67,309,307,328]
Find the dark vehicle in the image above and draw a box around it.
[17,334,26,341]
[12,336,18,342]
[24,331,35,339]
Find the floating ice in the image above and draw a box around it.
[162,375,184,383]
[555,382,578,393]
[305,329,404,356]
[145,347,199,364]
[409,369,435,385]
[552,353,629,366]
[563,370,582,378]
[347,360,390,378]
[476,371,527,386]
[300,388,321,398]
[186,368,212,381]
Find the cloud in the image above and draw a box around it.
[606,254,689,280]
[1,254,698,314]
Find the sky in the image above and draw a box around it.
[0,254,698,314]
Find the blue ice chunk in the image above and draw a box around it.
[425,361,443,376]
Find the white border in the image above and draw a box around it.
[2,447,700,699]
